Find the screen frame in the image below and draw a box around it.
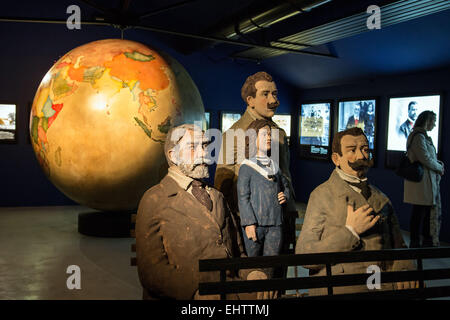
[219,110,243,133]
[384,91,444,169]
[298,99,334,161]
[336,96,379,165]
[0,102,18,144]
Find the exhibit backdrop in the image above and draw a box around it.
[387,95,441,152]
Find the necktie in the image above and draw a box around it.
[347,180,372,200]
[191,180,213,211]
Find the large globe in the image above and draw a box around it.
[30,39,204,211]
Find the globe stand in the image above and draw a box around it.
[78,211,134,237]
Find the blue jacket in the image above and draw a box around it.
[237,159,290,227]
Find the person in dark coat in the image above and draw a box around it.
[237,120,290,262]
[404,111,444,247]
[135,124,271,300]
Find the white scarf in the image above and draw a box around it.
[241,157,279,180]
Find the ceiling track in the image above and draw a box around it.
[233,0,450,60]
[0,16,337,59]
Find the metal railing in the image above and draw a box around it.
[199,247,450,300]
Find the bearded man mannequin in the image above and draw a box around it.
[135,124,271,300]
[296,127,417,296]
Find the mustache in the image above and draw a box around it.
[267,102,279,109]
[173,156,213,166]
[348,158,374,171]
[193,157,213,165]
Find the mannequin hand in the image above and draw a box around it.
[245,225,257,242]
[395,281,419,290]
[346,204,379,235]
[278,192,286,204]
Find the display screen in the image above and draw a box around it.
[272,114,291,138]
[0,104,16,141]
[338,99,376,150]
[387,95,441,152]
[299,102,331,159]
[221,112,241,132]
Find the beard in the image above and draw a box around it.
[348,158,374,178]
[173,156,212,179]
[178,163,210,179]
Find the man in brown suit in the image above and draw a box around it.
[215,72,297,253]
[296,127,417,296]
[136,124,270,300]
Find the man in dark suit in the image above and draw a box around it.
[399,101,418,138]
[346,102,364,130]
[136,124,270,300]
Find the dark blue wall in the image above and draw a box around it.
[0,22,296,207]
[289,67,450,242]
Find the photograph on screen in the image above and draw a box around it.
[272,114,291,139]
[338,99,376,150]
[387,95,441,152]
[0,104,16,141]
[300,103,330,146]
[204,111,210,130]
[221,112,241,132]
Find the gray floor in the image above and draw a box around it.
[0,206,449,300]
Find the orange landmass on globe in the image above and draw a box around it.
[104,53,169,91]
[67,65,86,82]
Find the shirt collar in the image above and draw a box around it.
[168,166,193,191]
[336,167,368,184]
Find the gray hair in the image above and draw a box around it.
[164,124,203,166]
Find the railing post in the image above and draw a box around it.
[326,264,333,296]
[417,258,424,290]
[220,270,226,300]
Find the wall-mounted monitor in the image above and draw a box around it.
[272,114,291,144]
[299,101,332,160]
[220,112,241,132]
[0,104,17,143]
[337,98,377,150]
[385,94,442,168]
[387,95,441,152]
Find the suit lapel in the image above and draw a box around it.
[160,175,222,230]
[330,170,388,214]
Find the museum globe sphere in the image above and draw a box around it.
[29,39,205,211]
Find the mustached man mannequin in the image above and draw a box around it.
[296,127,417,296]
